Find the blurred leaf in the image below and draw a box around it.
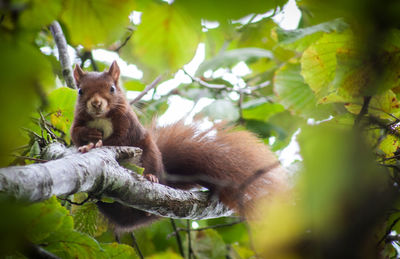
[28,141,41,157]
[101,243,138,258]
[379,134,400,158]
[268,111,305,151]
[204,218,248,245]
[202,100,240,121]
[19,0,62,31]
[295,125,394,256]
[24,196,69,243]
[228,243,254,258]
[175,0,287,22]
[301,30,353,98]
[72,202,98,236]
[0,38,54,166]
[179,87,214,101]
[61,0,135,48]
[274,62,332,119]
[344,90,400,119]
[196,48,273,76]
[122,2,201,77]
[242,98,285,121]
[276,18,349,52]
[46,87,77,143]
[191,229,226,259]
[133,219,181,255]
[245,119,281,139]
[147,250,182,259]
[332,50,400,98]
[124,80,146,92]
[251,195,304,259]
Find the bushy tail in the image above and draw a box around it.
[151,120,288,212]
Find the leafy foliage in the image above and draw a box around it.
[3,0,400,258]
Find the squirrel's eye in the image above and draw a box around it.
[78,88,83,95]
[110,85,116,93]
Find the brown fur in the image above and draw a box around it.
[70,62,287,231]
[151,121,287,211]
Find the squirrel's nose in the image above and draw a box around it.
[91,100,101,109]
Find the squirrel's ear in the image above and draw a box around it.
[108,61,120,82]
[74,64,85,85]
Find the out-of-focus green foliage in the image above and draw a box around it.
[2,0,400,258]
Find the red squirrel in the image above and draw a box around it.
[70,61,287,231]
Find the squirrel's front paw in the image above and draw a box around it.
[78,142,95,153]
[145,174,159,183]
[78,140,103,153]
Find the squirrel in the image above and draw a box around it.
[70,61,287,231]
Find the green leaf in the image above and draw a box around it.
[121,162,145,175]
[191,229,226,259]
[229,243,255,258]
[124,80,146,92]
[0,38,54,166]
[19,0,62,30]
[196,48,273,76]
[202,100,240,121]
[239,19,295,62]
[274,62,332,119]
[45,229,103,259]
[242,98,285,121]
[205,218,248,244]
[332,50,400,98]
[101,243,138,258]
[72,202,98,236]
[121,2,201,76]
[147,250,182,259]
[175,0,287,22]
[276,18,349,52]
[24,196,69,243]
[46,87,77,143]
[344,90,400,119]
[29,141,41,157]
[61,0,135,48]
[379,134,400,158]
[300,30,353,98]
[268,111,305,151]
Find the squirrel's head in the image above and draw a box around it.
[74,61,123,118]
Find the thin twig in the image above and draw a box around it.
[12,155,48,163]
[49,21,76,89]
[238,88,244,122]
[129,75,163,105]
[377,217,400,246]
[39,111,57,140]
[88,51,98,71]
[168,219,244,239]
[58,195,92,206]
[183,69,227,90]
[186,220,194,259]
[354,96,372,127]
[170,219,185,257]
[131,232,144,259]
[115,29,134,53]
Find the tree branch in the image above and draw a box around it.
[129,75,163,105]
[49,21,76,89]
[0,143,233,220]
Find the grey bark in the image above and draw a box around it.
[49,21,76,89]
[0,143,233,219]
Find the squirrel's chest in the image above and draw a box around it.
[87,118,113,139]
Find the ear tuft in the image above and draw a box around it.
[108,61,120,82]
[74,64,86,85]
